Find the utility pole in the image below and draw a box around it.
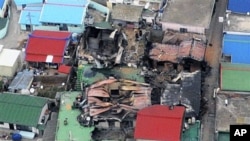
[27,12,33,32]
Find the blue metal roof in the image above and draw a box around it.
[223,34,250,64]
[39,0,88,25]
[19,6,42,25]
[14,0,42,6]
[0,0,4,9]
[228,0,250,13]
[46,0,88,6]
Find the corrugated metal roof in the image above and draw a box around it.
[8,69,34,91]
[112,4,143,22]
[228,0,250,14]
[220,62,250,92]
[19,6,42,25]
[25,30,71,63]
[39,0,88,25]
[14,0,42,6]
[223,34,250,64]
[0,93,47,127]
[134,105,185,141]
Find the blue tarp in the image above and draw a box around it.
[228,0,250,14]
[39,0,88,25]
[18,6,42,25]
[223,34,250,64]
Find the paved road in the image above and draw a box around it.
[202,0,227,141]
[0,1,28,49]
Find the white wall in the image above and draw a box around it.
[32,127,39,134]
[161,22,205,34]
[38,104,48,124]
[0,122,9,128]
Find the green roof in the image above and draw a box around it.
[55,92,94,141]
[182,121,201,141]
[221,63,250,92]
[78,64,145,87]
[0,18,7,30]
[0,93,48,127]
[218,132,229,141]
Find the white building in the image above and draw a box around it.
[0,45,21,77]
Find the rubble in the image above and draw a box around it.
[73,78,152,128]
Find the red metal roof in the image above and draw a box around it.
[58,65,71,74]
[134,105,185,141]
[25,30,71,63]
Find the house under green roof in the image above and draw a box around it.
[220,63,250,92]
[0,93,48,127]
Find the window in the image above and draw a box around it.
[180,28,188,33]
[0,122,4,125]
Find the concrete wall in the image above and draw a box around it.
[161,22,205,34]
[38,104,48,124]
[0,122,9,128]
[32,25,60,31]
[68,25,85,33]
[89,1,110,22]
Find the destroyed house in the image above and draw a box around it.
[134,105,185,141]
[149,40,206,63]
[76,78,152,128]
[83,26,126,68]
[161,71,201,118]
[25,30,71,65]
[222,34,250,64]
[227,0,250,14]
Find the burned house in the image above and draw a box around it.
[161,71,202,118]
[149,40,206,63]
[72,78,152,140]
[80,25,127,68]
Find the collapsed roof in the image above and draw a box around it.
[75,78,152,127]
[161,71,201,118]
[149,40,206,63]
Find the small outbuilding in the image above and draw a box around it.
[0,45,21,77]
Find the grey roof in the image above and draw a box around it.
[161,71,201,118]
[112,4,143,22]
[43,112,58,141]
[224,13,250,34]
[8,69,34,91]
[216,94,250,132]
[162,0,215,28]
